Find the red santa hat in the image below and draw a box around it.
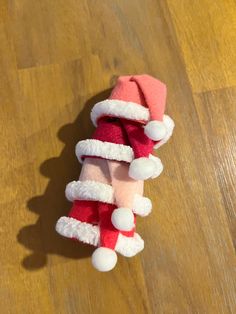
[87,74,174,180]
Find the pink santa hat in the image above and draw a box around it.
[109,75,167,131]
[91,75,168,137]
[88,74,174,180]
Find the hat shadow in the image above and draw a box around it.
[17,89,112,270]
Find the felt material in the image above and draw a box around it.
[67,157,142,250]
[56,215,143,257]
[131,75,166,121]
[55,74,174,271]
[68,200,99,224]
[89,118,155,160]
[107,159,143,209]
[109,75,146,106]
[120,119,154,159]
[68,200,135,250]
[87,75,168,165]
[98,202,135,249]
[79,157,110,184]
[76,75,172,175]
[92,117,129,145]
[109,74,166,121]
[79,157,143,210]
[65,179,152,216]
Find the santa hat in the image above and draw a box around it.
[91,75,170,136]
[88,75,174,180]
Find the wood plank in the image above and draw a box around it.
[142,85,236,313]
[193,87,236,243]
[166,0,236,92]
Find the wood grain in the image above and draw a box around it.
[0,1,236,313]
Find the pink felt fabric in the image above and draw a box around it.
[79,157,110,184]
[81,75,167,163]
[70,156,141,250]
[131,75,166,121]
[79,157,143,209]
[71,156,141,250]
[109,75,146,106]
[107,159,143,209]
[109,74,166,121]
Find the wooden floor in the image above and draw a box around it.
[1,1,236,313]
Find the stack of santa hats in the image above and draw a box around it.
[78,75,174,180]
[56,75,174,271]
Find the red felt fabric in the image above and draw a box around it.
[121,119,155,158]
[68,200,135,249]
[68,200,99,224]
[92,117,129,145]
[91,117,156,159]
[97,202,119,249]
[83,75,166,163]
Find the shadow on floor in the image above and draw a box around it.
[17,89,112,270]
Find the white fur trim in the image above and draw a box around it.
[56,217,144,257]
[115,232,144,257]
[133,195,152,217]
[55,216,99,246]
[91,99,150,126]
[90,101,174,149]
[154,115,175,149]
[65,180,115,204]
[65,180,152,216]
[75,139,134,163]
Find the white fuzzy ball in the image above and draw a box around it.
[144,120,167,141]
[149,155,164,178]
[129,157,157,180]
[91,247,117,272]
[111,207,134,231]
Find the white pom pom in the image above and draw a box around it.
[154,115,175,149]
[111,207,134,231]
[91,247,117,272]
[129,157,157,180]
[144,120,167,141]
[149,154,164,178]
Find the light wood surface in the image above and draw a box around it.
[1,1,236,313]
